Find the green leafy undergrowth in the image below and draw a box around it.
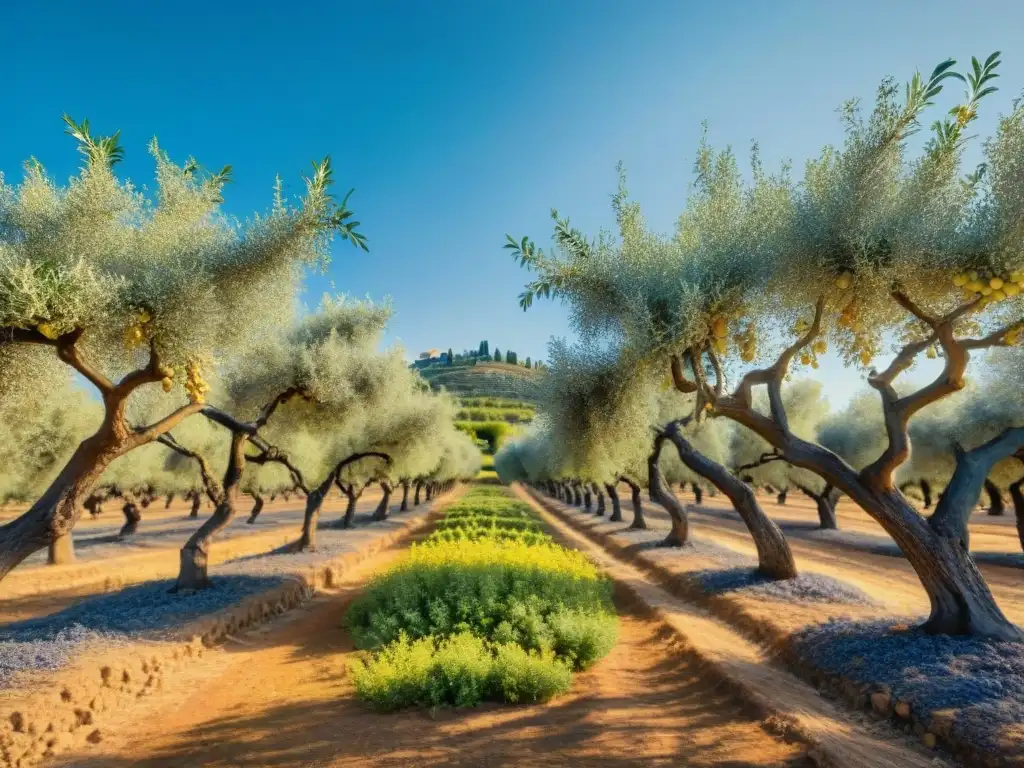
[346,486,617,711]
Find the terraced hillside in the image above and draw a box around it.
[419,361,542,403]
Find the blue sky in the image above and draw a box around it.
[3,0,1022,408]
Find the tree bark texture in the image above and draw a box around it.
[414,481,422,506]
[47,533,75,565]
[691,482,703,505]
[776,488,788,505]
[648,434,689,547]
[189,491,201,518]
[400,481,410,512]
[593,483,606,516]
[619,477,647,530]
[173,433,243,592]
[665,423,797,580]
[583,486,592,511]
[372,481,393,521]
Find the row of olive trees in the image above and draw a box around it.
[502,52,1024,640]
[0,117,479,590]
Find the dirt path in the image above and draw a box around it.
[521,487,952,768]
[55,526,810,767]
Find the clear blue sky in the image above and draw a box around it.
[3,0,1021,407]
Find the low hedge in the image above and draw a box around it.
[346,487,617,710]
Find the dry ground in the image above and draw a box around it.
[53,528,810,768]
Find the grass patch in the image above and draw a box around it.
[346,486,617,711]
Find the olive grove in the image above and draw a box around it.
[504,54,1024,639]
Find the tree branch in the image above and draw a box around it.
[930,427,1024,539]
[733,452,786,474]
[255,387,309,429]
[246,447,310,494]
[112,339,166,398]
[862,292,990,488]
[199,405,259,435]
[719,296,825,435]
[130,402,205,447]
[156,433,225,503]
[670,354,697,393]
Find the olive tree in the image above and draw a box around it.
[506,167,798,578]
[729,380,842,528]
[507,54,1024,639]
[539,341,655,530]
[0,117,367,582]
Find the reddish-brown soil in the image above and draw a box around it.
[54,542,810,768]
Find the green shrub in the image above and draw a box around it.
[489,643,572,704]
[346,538,615,652]
[346,485,618,712]
[349,632,574,711]
[548,609,619,670]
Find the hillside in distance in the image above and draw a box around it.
[417,360,543,403]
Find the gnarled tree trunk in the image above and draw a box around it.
[372,481,393,521]
[619,477,647,530]
[174,433,243,592]
[414,481,422,506]
[119,496,142,538]
[400,481,410,512]
[605,483,622,522]
[648,434,688,547]
[247,494,265,524]
[189,490,201,518]
[776,488,788,505]
[296,452,390,549]
[593,483,606,516]
[165,493,175,509]
[48,533,75,565]
[795,483,840,530]
[665,423,796,580]
[0,417,130,582]
[583,485,592,511]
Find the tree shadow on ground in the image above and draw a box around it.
[0,574,282,639]
[67,589,813,768]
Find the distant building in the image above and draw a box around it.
[413,348,446,369]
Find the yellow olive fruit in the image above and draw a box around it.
[1005,328,1021,346]
[799,353,811,365]
[810,359,819,369]
[37,322,60,340]
[992,289,1007,301]
[926,346,937,359]
[1004,283,1021,298]
[137,310,152,324]
[990,277,1004,290]
[952,274,969,287]
[812,340,827,354]
[969,271,979,281]
[712,316,728,338]
[835,271,853,290]
[161,377,173,393]
[965,280,984,292]
[980,286,993,296]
